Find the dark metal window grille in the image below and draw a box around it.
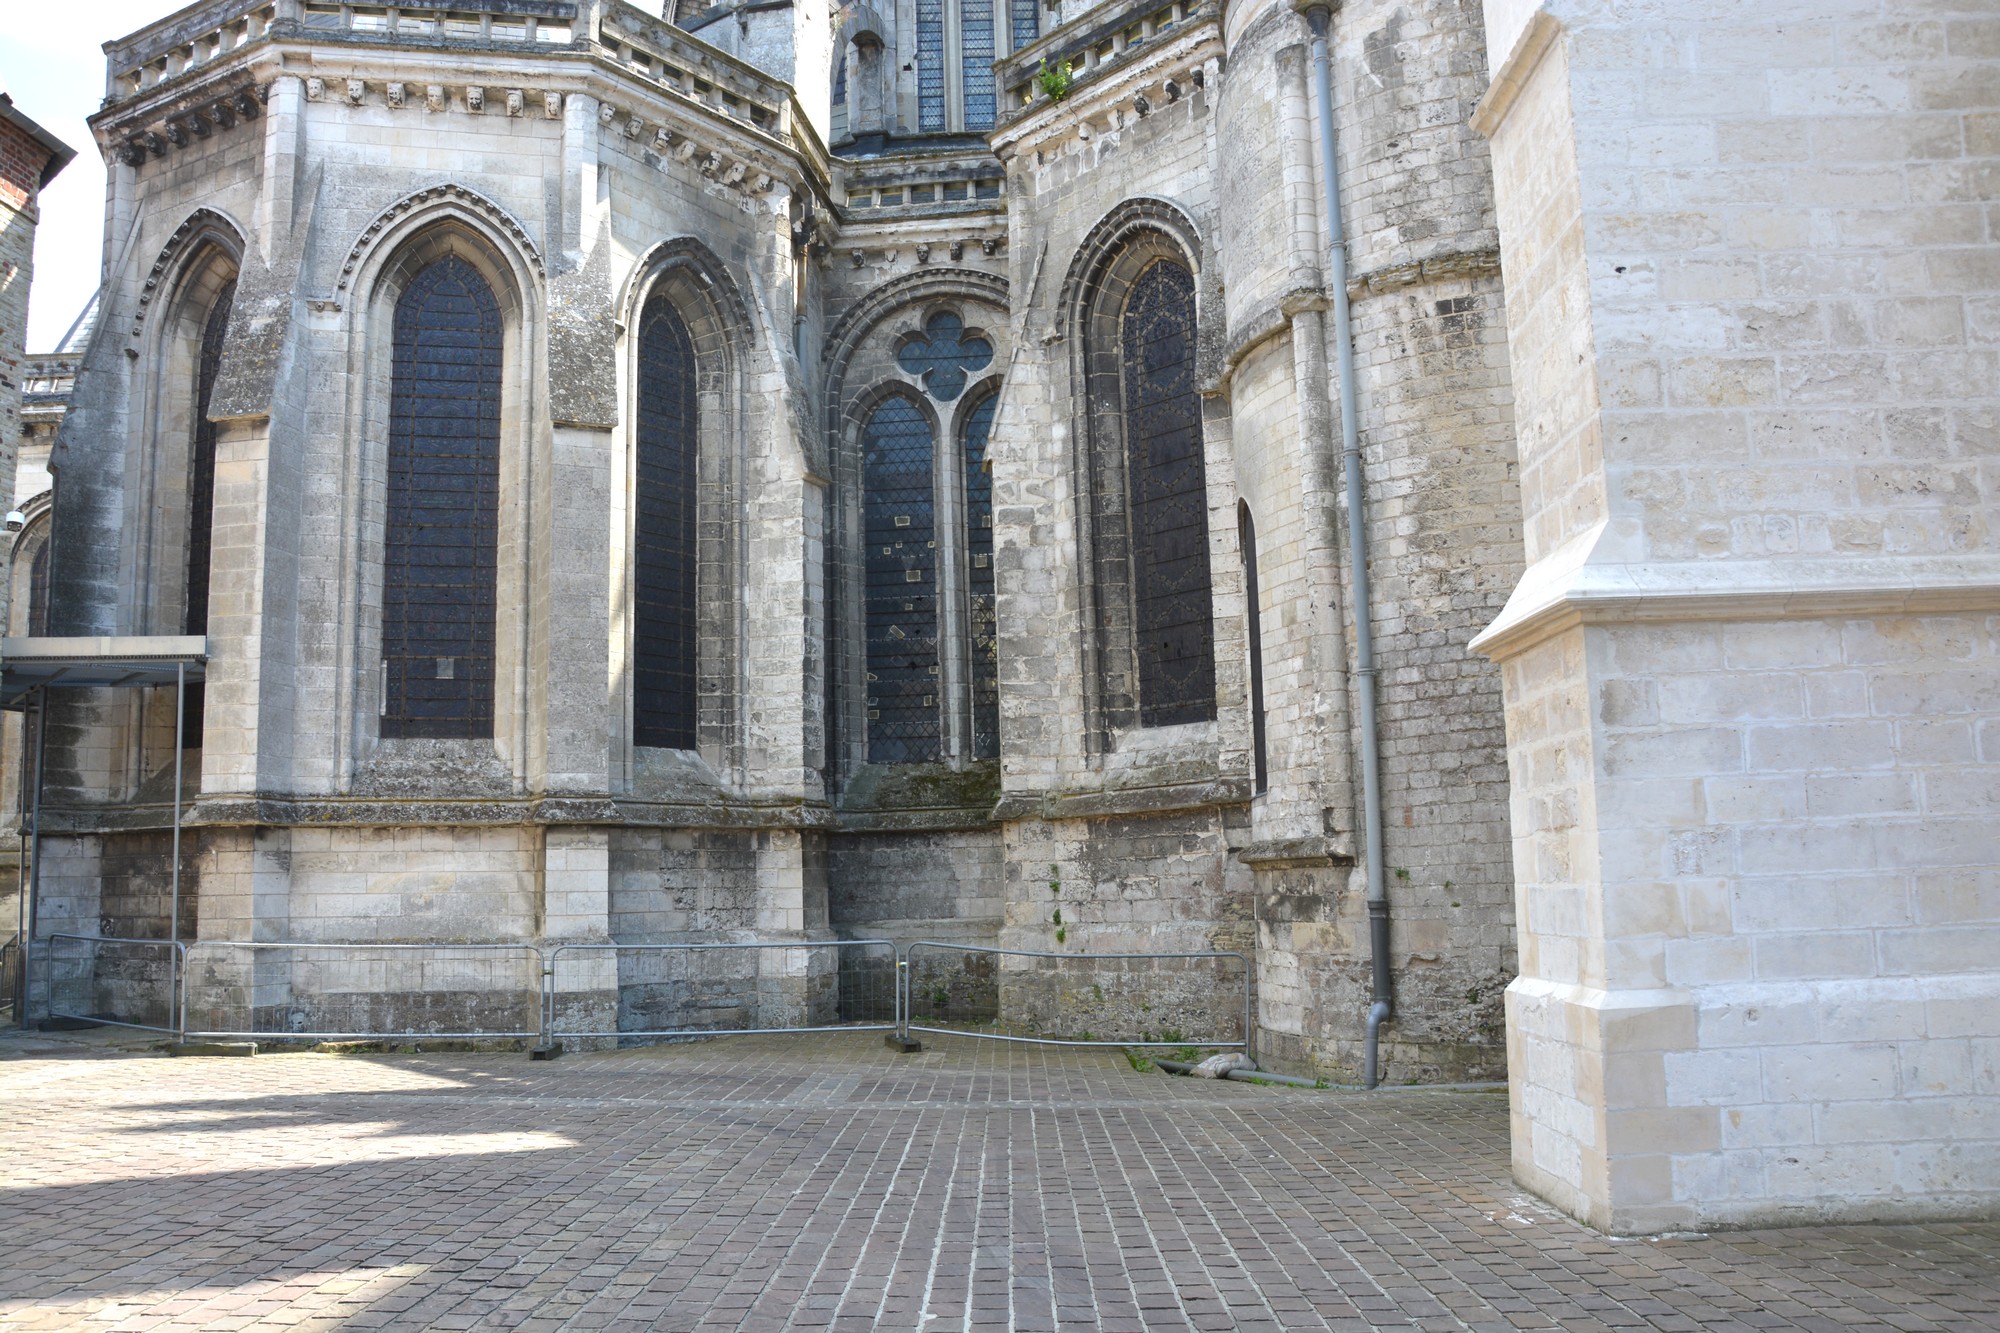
[634,293,700,750]
[961,0,997,130]
[1120,259,1216,726]
[381,255,501,740]
[1009,0,1037,51]
[1240,502,1267,792]
[916,0,945,131]
[963,391,999,759]
[863,394,940,763]
[182,278,235,743]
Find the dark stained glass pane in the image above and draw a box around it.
[962,0,997,130]
[897,310,992,402]
[182,277,236,744]
[916,0,945,131]
[634,294,700,750]
[1121,259,1215,726]
[863,394,940,763]
[962,392,999,759]
[1010,0,1037,51]
[381,255,501,740]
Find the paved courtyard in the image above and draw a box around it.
[1,1030,1995,1332]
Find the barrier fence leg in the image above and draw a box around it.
[531,951,560,1060]
[885,954,920,1053]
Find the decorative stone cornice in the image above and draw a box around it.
[113,82,263,167]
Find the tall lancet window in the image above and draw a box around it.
[863,394,940,763]
[381,255,502,739]
[182,278,236,742]
[962,391,999,759]
[634,293,700,750]
[1121,258,1216,726]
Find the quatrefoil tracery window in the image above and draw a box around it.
[897,311,993,401]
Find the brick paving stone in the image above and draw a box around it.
[1,1030,1997,1331]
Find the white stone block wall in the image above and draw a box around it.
[1477,0,2000,1228]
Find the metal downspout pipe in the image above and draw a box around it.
[1301,2,1392,1087]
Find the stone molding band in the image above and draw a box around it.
[1472,531,2000,662]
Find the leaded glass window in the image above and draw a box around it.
[1120,259,1215,726]
[897,311,992,401]
[960,0,996,130]
[1009,0,1037,51]
[916,0,946,132]
[182,278,235,743]
[634,293,699,750]
[381,255,502,740]
[962,392,999,759]
[863,394,940,763]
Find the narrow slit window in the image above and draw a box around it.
[633,293,700,750]
[182,276,236,743]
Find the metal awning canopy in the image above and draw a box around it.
[1,636,207,709]
[6,636,209,1024]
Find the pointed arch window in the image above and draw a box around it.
[634,293,700,750]
[862,394,940,764]
[182,277,236,742]
[380,255,502,739]
[1121,258,1215,726]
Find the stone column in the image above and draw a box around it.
[1474,1,2000,1231]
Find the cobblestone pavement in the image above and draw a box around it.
[2,1030,1996,1332]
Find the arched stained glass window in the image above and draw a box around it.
[863,394,940,763]
[381,254,501,740]
[962,392,998,759]
[916,0,946,132]
[182,277,236,743]
[634,294,700,750]
[960,0,996,130]
[1120,258,1216,726]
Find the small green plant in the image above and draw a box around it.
[1036,58,1074,103]
[1393,866,1411,882]
[1126,1048,1155,1073]
[1051,906,1063,927]
[931,984,951,1007]
[1313,1077,1330,1090]
[1075,1029,1094,1042]
[1055,926,1068,944]
[1159,1027,1185,1044]
[1091,982,1103,1001]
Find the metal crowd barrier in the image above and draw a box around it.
[544,939,900,1042]
[42,932,186,1036]
[179,940,544,1042]
[899,941,1251,1052]
[16,934,1251,1058]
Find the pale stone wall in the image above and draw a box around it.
[1476,0,2000,1229]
